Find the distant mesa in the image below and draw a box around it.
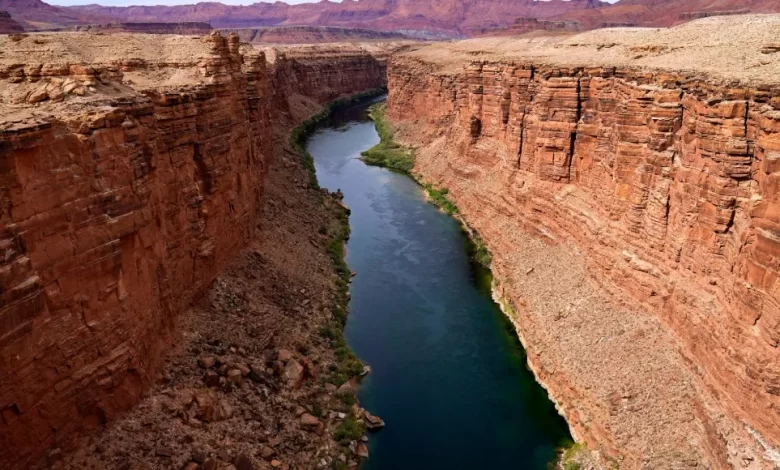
[73,21,213,34]
[0,11,24,33]
[473,17,583,37]
[226,26,409,44]
[3,0,780,38]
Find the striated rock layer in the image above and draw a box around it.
[0,32,388,468]
[387,16,780,469]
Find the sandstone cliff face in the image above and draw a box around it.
[264,44,391,115]
[387,21,780,468]
[0,33,388,468]
[0,33,272,467]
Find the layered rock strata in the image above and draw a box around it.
[0,32,388,468]
[387,16,780,469]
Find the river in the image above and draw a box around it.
[306,97,571,470]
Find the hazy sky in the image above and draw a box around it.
[48,0,620,8]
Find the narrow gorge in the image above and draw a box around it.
[2,14,780,470]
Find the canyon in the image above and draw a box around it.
[3,11,780,470]
[385,14,780,469]
[0,32,392,468]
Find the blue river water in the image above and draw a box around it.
[306,98,571,470]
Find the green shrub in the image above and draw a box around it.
[331,460,348,470]
[333,415,362,444]
[336,390,357,407]
[423,184,459,215]
[361,103,415,173]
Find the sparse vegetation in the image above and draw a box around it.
[331,460,348,470]
[555,443,588,470]
[336,390,357,407]
[469,232,492,268]
[423,184,459,215]
[290,91,390,388]
[361,103,415,173]
[334,414,363,444]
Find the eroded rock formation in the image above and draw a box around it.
[387,16,780,469]
[0,32,388,468]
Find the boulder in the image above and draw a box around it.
[283,360,304,388]
[363,411,385,430]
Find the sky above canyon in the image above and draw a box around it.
[48,0,620,7]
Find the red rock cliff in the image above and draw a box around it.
[387,18,780,469]
[0,33,388,468]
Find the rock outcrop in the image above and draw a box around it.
[0,11,23,33]
[0,32,388,468]
[386,16,780,469]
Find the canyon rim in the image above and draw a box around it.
[2,4,780,470]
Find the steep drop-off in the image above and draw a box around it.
[0,32,389,468]
[387,16,780,469]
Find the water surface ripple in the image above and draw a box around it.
[306,98,571,470]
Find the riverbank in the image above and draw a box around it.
[361,100,579,468]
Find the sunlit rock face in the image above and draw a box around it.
[0,32,388,468]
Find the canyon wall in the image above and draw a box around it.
[0,33,387,468]
[386,20,780,469]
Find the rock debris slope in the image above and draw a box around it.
[387,15,780,469]
[0,32,389,468]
